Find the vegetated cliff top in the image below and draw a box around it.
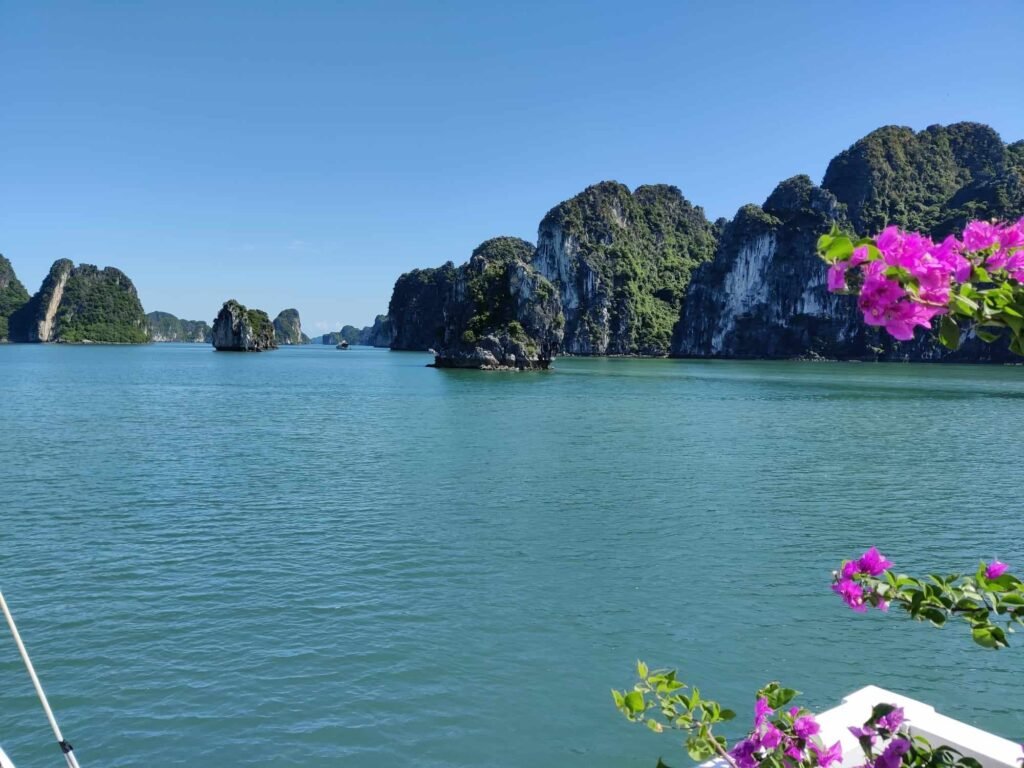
[8,259,149,343]
[0,254,30,340]
[822,121,1024,237]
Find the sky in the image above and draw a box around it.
[2,1,1023,334]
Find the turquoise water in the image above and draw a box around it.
[1,344,1022,767]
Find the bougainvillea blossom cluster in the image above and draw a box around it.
[819,217,1024,344]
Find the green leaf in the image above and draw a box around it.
[685,737,714,762]
[719,708,736,722]
[655,758,674,768]
[611,689,625,708]
[646,718,664,733]
[624,690,645,713]
[975,328,1000,343]
[825,237,854,263]
[939,316,960,350]
[971,625,998,649]
[637,660,648,679]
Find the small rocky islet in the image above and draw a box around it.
[1,122,1022,364]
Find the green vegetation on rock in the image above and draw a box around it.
[9,259,148,343]
[0,255,30,341]
[54,265,149,343]
[434,236,563,369]
[534,181,718,355]
[822,122,1024,238]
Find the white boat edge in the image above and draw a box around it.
[0,746,15,768]
[701,685,1021,768]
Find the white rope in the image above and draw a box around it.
[0,590,81,768]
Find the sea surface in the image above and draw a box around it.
[1,344,1021,767]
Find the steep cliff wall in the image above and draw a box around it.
[212,300,277,351]
[388,264,456,350]
[532,181,717,355]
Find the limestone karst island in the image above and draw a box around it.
[3,124,1022,366]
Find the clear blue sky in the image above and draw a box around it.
[2,1,1022,333]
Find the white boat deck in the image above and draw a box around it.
[703,685,1020,768]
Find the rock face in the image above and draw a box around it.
[673,123,1024,361]
[433,237,563,370]
[0,255,30,341]
[9,260,149,343]
[360,314,393,347]
[388,264,456,350]
[272,308,309,345]
[532,181,718,355]
[147,311,212,343]
[212,300,278,351]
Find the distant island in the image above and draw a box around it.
[147,311,212,343]
[273,308,310,345]
[315,315,392,348]
[2,122,1021,362]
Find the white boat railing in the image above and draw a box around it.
[0,589,81,768]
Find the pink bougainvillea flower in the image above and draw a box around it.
[848,726,878,746]
[785,743,805,761]
[832,578,867,612]
[963,220,1000,252]
[1006,252,1024,282]
[812,740,844,768]
[986,561,1009,579]
[877,707,904,733]
[754,696,774,728]
[793,715,821,740]
[729,737,759,768]
[857,547,894,576]
[874,738,911,768]
[828,263,849,292]
[760,723,784,750]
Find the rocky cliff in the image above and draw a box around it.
[212,300,278,351]
[360,314,393,347]
[433,237,562,370]
[673,123,1024,361]
[147,311,212,343]
[273,308,309,345]
[0,255,30,341]
[388,264,456,350]
[532,181,718,355]
[9,260,149,343]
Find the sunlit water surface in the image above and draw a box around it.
[1,344,1021,767]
